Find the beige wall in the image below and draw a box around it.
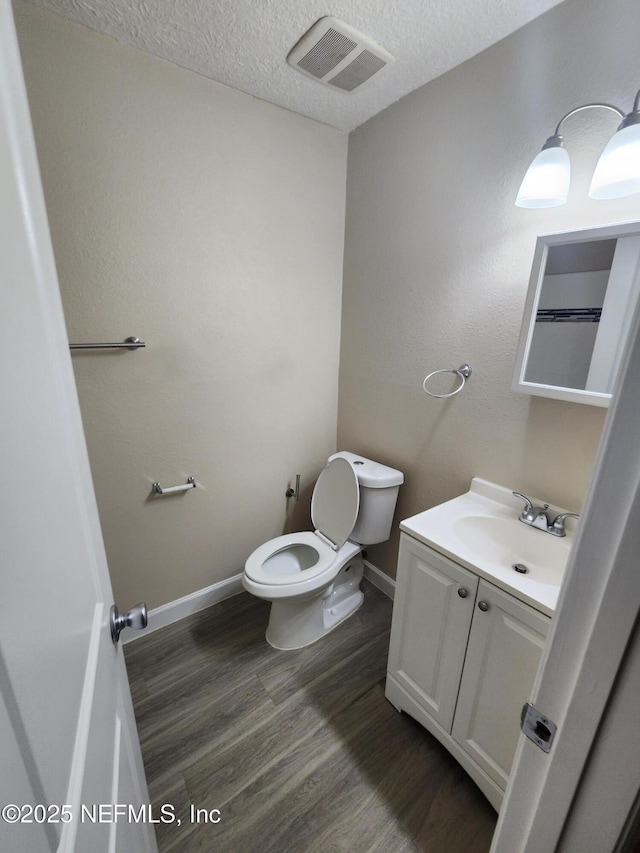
[15,3,348,609]
[14,0,640,599]
[339,0,640,577]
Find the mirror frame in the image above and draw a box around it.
[512,220,640,407]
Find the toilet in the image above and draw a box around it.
[242,451,404,649]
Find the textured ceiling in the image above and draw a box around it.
[21,0,565,131]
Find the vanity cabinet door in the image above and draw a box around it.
[387,534,479,732]
[451,579,549,790]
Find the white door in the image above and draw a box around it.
[491,241,640,848]
[0,4,157,852]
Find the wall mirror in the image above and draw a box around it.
[512,221,640,407]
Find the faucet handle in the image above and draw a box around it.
[513,491,538,524]
[551,512,580,536]
[512,492,533,513]
[513,491,550,526]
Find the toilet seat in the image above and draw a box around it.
[244,458,361,590]
[310,456,360,550]
[244,534,361,602]
[244,530,337,586]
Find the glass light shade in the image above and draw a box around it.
[589,122,640,199]
[515,145,571,208]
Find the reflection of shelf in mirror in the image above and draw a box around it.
[535,308,602,323]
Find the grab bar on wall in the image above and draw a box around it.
[69,336,146,350]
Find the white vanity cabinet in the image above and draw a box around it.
[386,533,550,810]
[385,534,479,731]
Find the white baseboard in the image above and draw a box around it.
[122,573,245,644]
[363,559,395,600]
[124,561,393,645]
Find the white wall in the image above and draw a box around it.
[14,3,348,609]
[339,0,640,578]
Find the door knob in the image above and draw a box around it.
[110,603,148,644]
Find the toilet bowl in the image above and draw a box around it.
[242,451,403,649]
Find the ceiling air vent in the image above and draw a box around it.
[287,17,395,92]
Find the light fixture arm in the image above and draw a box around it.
[619,89,640,130]
[553,103,625,136]
[540,104,627,153]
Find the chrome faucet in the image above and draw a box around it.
[513,492,552,531]
[549,512,580,537]
[512,492,579,537]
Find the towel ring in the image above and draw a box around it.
[422,364,472,399]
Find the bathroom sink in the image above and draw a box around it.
[399,478,576,615]
[453,515,570,583]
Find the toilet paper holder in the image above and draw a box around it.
[152,476,196,496]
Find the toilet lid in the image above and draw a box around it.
[311,457,360,549]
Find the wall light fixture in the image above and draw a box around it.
[516,89,640,208]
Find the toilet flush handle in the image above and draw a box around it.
[286,474,301,502]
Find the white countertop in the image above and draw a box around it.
[399,478,576,617]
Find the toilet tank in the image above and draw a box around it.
[329,451,404,545]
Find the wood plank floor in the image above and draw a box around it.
[124,581,497,852]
